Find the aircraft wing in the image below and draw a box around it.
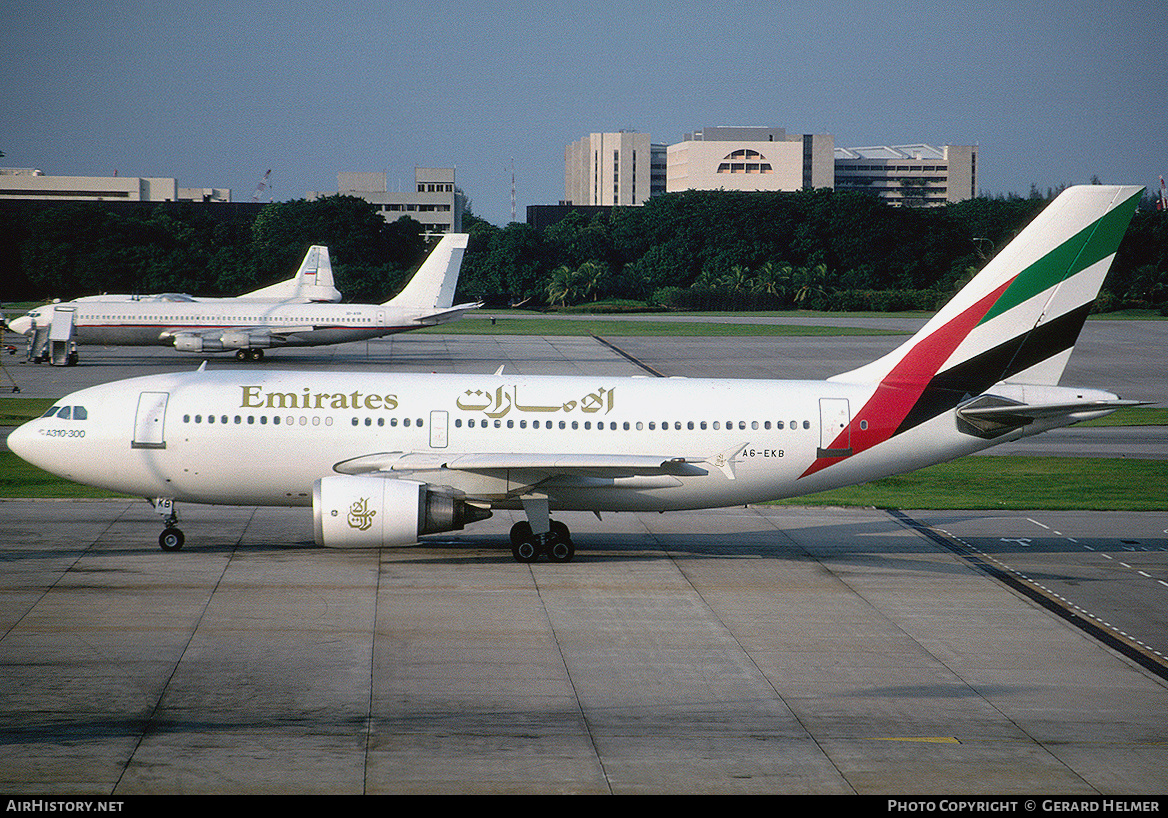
[335,442,751,483]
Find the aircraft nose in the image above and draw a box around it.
[6,420,42,468]
[7,315,32,334]
[7,416,86,482]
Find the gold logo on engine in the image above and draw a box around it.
[347,497,377,531]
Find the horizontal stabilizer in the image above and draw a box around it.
[411,301,482,326]
[955,393,1143,438]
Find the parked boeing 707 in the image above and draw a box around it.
[8,234,472,363]
[8,187,1144,561]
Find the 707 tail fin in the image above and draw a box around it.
[385,233,470,309]
[239,245,342,303]
[830,185,1143,433]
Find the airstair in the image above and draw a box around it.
[28,306,78,366]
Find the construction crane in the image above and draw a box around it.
[251,169,272,203]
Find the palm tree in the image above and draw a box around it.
[753,261,792,301]
[726,265,752,294]
[546,265,575,307]
[793,263,829,306]
[575,260,608,302]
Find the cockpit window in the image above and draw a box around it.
[40,405,86,420]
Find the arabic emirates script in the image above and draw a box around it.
[455,385,615,419]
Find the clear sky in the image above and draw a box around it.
[4,0,1164,226]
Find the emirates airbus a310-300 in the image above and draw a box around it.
[8,186,1145,561]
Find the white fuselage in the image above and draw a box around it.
[18,300,446,349]
[10,368,1071,513]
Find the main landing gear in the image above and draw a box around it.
[153,498,184,551]
[235,348,264,361]
[509,520,574,563]
[509,496,574,563]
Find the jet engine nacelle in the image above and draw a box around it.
[312,475,492,548]
[173,335,223,352]
[221,331,271,350]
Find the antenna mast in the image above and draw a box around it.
[509,159,516,222]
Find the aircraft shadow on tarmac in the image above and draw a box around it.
[384,515,992,574]
[6,506,1160,575]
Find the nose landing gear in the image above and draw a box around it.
[159,526,185,552]
[153,498,184,551]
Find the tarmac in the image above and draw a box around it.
[0,316,1165,795]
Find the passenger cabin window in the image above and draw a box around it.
[446,413,809,436]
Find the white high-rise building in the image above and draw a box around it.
[565,132,653,206]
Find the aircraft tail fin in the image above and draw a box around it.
[830,185,1142,406]
[799,185,1142,481]
[385,233,470,309]
[241,245,342,303]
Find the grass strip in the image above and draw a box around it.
[0,398,55,425]
[1078,406,1168,426]
[770,456,1168,511]
[0,451,131,499]
[2,450,1163,509]
[418,316,906,337]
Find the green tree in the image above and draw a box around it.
[460,220,545,306]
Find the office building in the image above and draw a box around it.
[666,127,835,193]
[565,132,655,206]
[833,144,978,206]
[309,168,465,235]
[0,168,230,202]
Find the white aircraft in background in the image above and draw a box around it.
[71,244,344,305]
[7,234,472,363]
[9,187,1144,561]
[8,245,343,362]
